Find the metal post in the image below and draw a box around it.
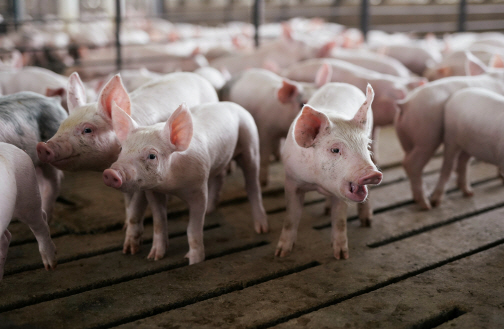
[252,0,263,48]
[115,0,122,71]
[9,0,22,30]
[458,0,467,32]
[360,0,369,41]
[155,0,166,17]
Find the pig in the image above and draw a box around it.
[220,66,331,186]
[372,43,442,76]
[394,75,504,210]
[0,142,57,280]
[194,66,230,92]
[430,88,504,206]
[465,52,504,82]
[282,58,425,163]
[276,83,382,259]
[103,102,268,264]
[37,72,218,260]
[0,92,67,222]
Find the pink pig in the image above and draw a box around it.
[37,72,218,260]
[276,83,382,260]
[103,102,268,264]
[0,142,57,280]
[430,88,504,206]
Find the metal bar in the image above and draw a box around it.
[360,0,370,40]
[10,0,22,30]
[458,0,467,32]
[115,0,122,71]
[253,0,263,48]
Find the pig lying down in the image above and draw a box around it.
[277,83,382,260]
[37,72,218,260]
[103,101,268,264]
[430,88,504,207]
[0,143,57,280]
[0,92,67,222]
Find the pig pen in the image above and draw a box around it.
[1,125,503,328]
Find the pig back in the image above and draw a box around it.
[0,92,67,164]
[128,72,218,126]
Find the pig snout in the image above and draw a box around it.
[103,169,123,189]
[358,171,383,186]
[37,142,55,163]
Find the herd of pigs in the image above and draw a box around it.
[1,17,504,282]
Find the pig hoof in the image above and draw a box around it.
[429,197,441,208]
[185,249,205,265]
[360,217,372,227]
[324,207,331,216]
[416,198,432,211]
[275,241,294,257]
[333,246,349,260]
[147,246,166,261]
[123,238,142,255]
[254,220,269,234]
[463,190,474,197]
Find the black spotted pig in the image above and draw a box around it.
[277,83,382,260]
[0,142,57,280]
[103,102,268,264]
[37,72,218,260]
[0,92,67,222]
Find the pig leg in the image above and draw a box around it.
[235,152,268,234]
[324,197,331,215]
[275,177,304,257]
[455,151,474,197]
[0,229,12,280]
[430,144,461,207]
[358,199,373,227]
[184,188,207,265]
[258,134,277,187]
[206,171,226,214]
[146,191,168,261]
[331,196,349,260]
[123,191,148,255]
[403,147,437,210]
[35,164,63,223]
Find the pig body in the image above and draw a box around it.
[430,88,504,206]
[277,83,382,259]
[37,72,218,260]
[395,75,504,210]
[104,102,268,264]
[221,67,329,185]
[374,44,442,76]
[0,92,67,221]
[0,142,57,280]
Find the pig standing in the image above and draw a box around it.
[103,102,268,264]
[277,83,382,259]
[220,67,331,186]
[0,92,67,222]
[430,88,504,206]
[394,75,504,210]
[0,142,57,280]
[37,72,218,260]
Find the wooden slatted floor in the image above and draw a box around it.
[1,126,504,329]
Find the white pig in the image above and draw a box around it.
[394,75,504,210]
[220,66,331,186]
[0,142,57,280]
[103,102,268,264]
[36,72,218,260]
[276,83,382,260]
[430,88,504,206]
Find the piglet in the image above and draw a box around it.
[0,92,67,222]
[221,67,331,186]
[277,83,382,260]
[103,101,268,264]
[430,88,504,206]
[0,142,57,280]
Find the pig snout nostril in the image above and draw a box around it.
[358,172,383,185]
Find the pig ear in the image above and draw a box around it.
[163,103,193,152]
[282,22,294,41]
[98,74,131,120]
[294,105,330,148]
[317,40,337,58]
[67,72,87,113]
[315,63,332,88]
[465,52,487,76]
[277,80,299,104]
[406,78,427,90]
[436,66,452,78]
[111,101,138,144]
[46,87,65,98]
[490,54,504,69]
[352,84,374,128]
[262,59,280,73]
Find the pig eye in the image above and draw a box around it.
[83,128,92,134]
[331,148,340,154]
[148,154,156,160]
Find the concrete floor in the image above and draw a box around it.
[1,126,504,329]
